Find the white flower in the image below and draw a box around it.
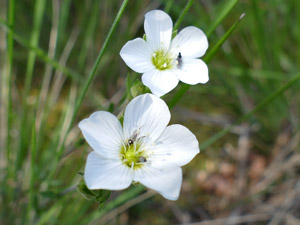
[120,10,209,97]
[79,94,199,200]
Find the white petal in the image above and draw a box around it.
[120,38,154,73]
[141,69,179,97]
[123,93,170,143]
[133,161,182,200]
[171,26,208,58]
[79,111,123,159]
[175,58,209,85]
[144,10,173,51]
[84,152,133,190]
[153,124,199,166]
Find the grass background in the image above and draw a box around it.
[1,0,300,224]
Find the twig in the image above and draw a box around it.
[234,124,251,197]
[181,213,271,225]
[92,190,156,225]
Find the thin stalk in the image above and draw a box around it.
[0,0,15,215]
[164,0,174,13]
[46,0,129,181]
[55,0,71,58]
[200,71,300,150]
[36,0,60,137]
[168,13,245,109]
[206,0,238,37]
[173,0,194,31]
[16,0,46,172]
[37,29,79,150]
[27,116,37,224]
[77,0,100,73]
[0,18,81,82]
[82,185,145,224]
[5,0,14,162]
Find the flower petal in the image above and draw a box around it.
[141,69,179,97]
[79,111,123,159]
[171,26,208,58]
[175,58,209,85]
[84,152,133,190]
[123,94,170,143]
[133,161,182,200]
[120,38,154,73]
[153,124,199,166]
[144,10,173,51]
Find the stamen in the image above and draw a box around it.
[151,50,175,71]
[120,138,147,170]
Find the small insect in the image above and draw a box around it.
[139,156,147,163]
[127,128,141,146]
[176,52,183,68]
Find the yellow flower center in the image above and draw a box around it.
[151,50,174,71]
[120,141,146,169]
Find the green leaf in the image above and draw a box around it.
[203,13,245,63]
[76,179,111,204]
[40,191,59,199]
[76,180,96,200]
[95,190,111,204]
[173,0,194,31]
[206,0,239,37]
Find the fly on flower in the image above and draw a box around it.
[176,52,183,69]
[79,94,199,200]
[120,10,209,97]
[127,127,143,146]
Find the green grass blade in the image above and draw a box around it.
[168,13,245,109]
[206,0,239,37]
[173,0,194,31]
[5,0,14,156]
[46,0,129,181]
[77,0,101,73]
[15,0,46,173]
[27,115,37,224]
[200,71,300,150]
[23,0,47,101]
[164,0,174,13]
[0,18,81,82]
[70,0,129,127]
[203,13,245,63]
[0,0,15,214]
[55,0,71,57]
[81,185,145,224]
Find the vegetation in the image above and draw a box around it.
[0,0,300,224]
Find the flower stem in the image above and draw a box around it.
[46,0,129,181]
[200,71,300,150]
[173,0,194,32]
[168,13,245,109]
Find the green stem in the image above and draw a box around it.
[200,71,300,150]
[206,0,238,37]
[1,0,15,216]
[0,18,81,82]
[47,0,129,181]
[168,13,245,109]
[164,0,174,13]
[27,116,37,224]
[173,0,194,31]
[6,0,14,157]
[16,0,46,172]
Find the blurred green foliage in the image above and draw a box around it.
[0,0,300,224]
